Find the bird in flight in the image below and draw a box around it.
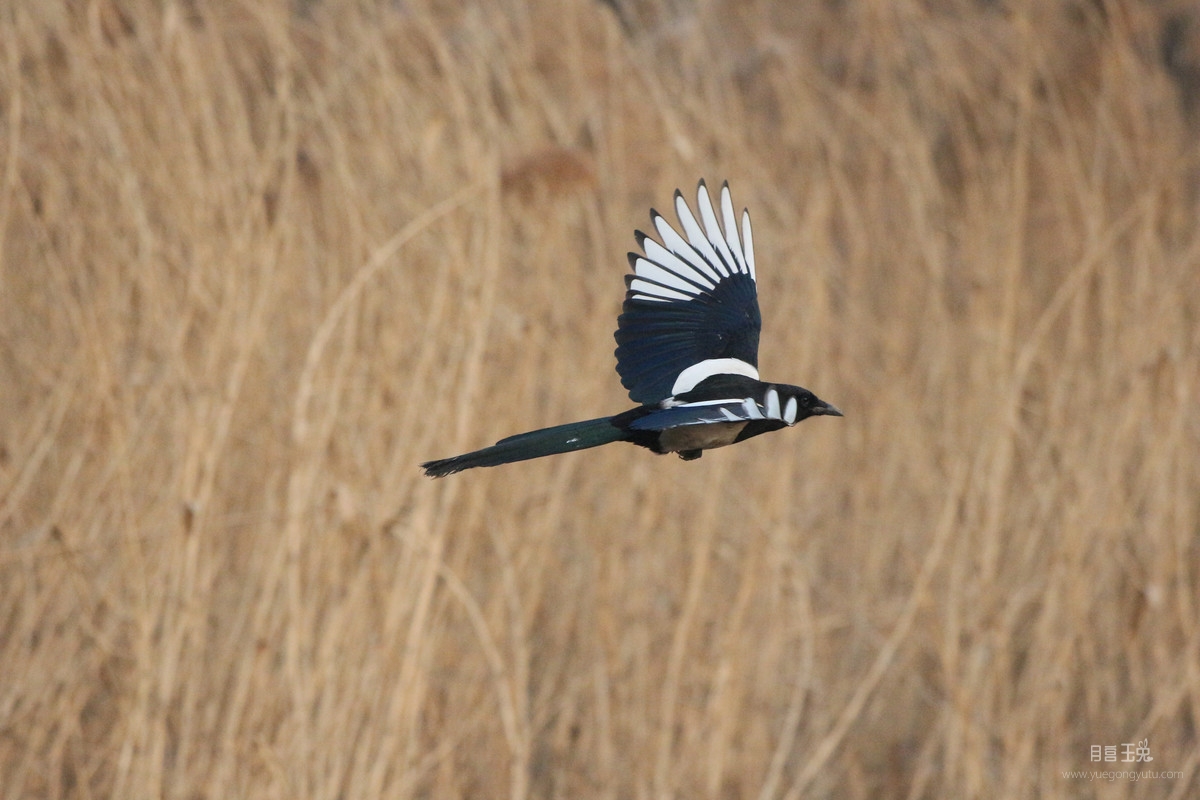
[421,180,841,477]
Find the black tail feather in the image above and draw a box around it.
[421,417,627,477]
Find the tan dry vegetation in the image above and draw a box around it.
[2,0,1199,798]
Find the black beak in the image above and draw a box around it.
[816,401,843,417]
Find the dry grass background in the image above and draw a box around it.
[2,0,1200,797]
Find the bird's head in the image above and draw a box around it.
[778,385,842,424]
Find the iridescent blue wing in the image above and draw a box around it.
[614,181,762,406]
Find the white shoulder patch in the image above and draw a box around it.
[670,358,760,396]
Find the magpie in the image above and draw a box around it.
[421,180,841,478]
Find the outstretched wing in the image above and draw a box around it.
[614,181,762,406]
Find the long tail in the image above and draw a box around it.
[421,417,627,477]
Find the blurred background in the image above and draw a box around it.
[2,1,1199,797]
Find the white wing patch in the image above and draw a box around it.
[783,396,798,424]
[674,192,728,277]
[660,388,802,428]
[697,184,737,277]
[629,258,706,301]
[765,388,781,419]
[642,238,718,288]
[741,397,765,420]
[660,397,739,409]
[630,181,757,302]
[742,208,756,281]
[758,388,802,425]
[628,279,692,303]
[720,184,748,274]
